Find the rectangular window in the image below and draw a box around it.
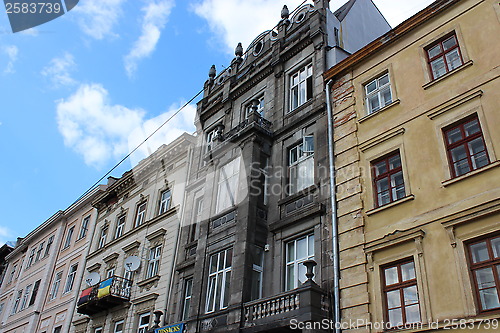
[64,263,78,293]
[372,151,406,207]
[444,115,490,178]
[135,202,147,227]
[115,215,126,239]
[245,95,265,118]
[20,284,32,310]
[11,289,22,314]
[189,198,203,244]
[426,33,463,80]
[216,157,240,213]
[78,216,91,239]
[382,260,421,328]
[286,234,314,290]
[365,73,392,114]
[107,268,115,278]
[146,246,161,278]
[50,272,63,300]
[181,278,193,320]
[27,248,36,268]
[94,327,103,333]
[159,189,172,215]
[114,320,124,333]
[137,313,150,333]
[290,63,313,111]
[0,303,4,316]
[467,234,500,312]
[98,227,107,249]
[35,242,44,262]
[63,226,75,249]
[44,235,54,257]
[7,264,16,284]
[53,326,62,333]
[251,246,264,300]
[206,248,232,313]
[29,280,40,306]
[205,128,218,153]
[288,136,314,194]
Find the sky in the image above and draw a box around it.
[0,0,436,245]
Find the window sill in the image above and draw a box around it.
[442,161,500,187]
[358,99,401,123]
[285,99,314,117]
[366,195,415,216]
[422,60,473,90]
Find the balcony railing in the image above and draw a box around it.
[77,276,132,315]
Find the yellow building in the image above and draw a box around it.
[324,0,500,331]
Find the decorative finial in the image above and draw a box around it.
[235,42,243,58]
[281,5,289,20]
[208,65,216,79]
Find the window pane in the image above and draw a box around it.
[453,159,471,177]
[450,145,467,163]
[401,261,416,281]
[223,271,231,307]
[405,304,421,323]
[403,286,419,305]
[446,49,462,71]
[387,290,401,308]
[385,266,399,285]
[464,119,480,136]
[376,178,389,193]
[388,308,403,327]
[479,287,500,310]
[446,128,463,144]
[468,137,486,155]
[373,161,387,176]
[431,57,447,78]
[381,86,392,106]
[472,151,489,169]
[378,191,391,206]
[298,262,307,285]
[297,237,307,259]
[308,235,314,257]
[428,44,442,58]
[210,254,218,273]
[442,35,457,50]
[391,172,405,200]
[492,238,500,258]
[470,242,489,263]
[368,95,380,113]
[366,80,377,94]
[475,268,496,289]
[378,74,389,86]
[286,265,295,290]
[225,248,233,267]
[389,154,401,169]
[287,242,295,262]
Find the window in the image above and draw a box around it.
[206,248,232,313]
[35,242,44,262]
[288,136,314,194]
[50,272,62,300]
[64,263,78,293]
[245,95,265,118]
[20,284,31,310]
[63,226,75,249]
[137,313,150,333]
[146,245,161,278]
[372,151,405,207]
[107,268,115,278]
[29,280,40,306]
[44,235,54,257]
[114,320,124,333]
[11,289,22,314]
[205,128,218,153]
[426,33,463,80]
[365,73,392,114]
[98,227,107,249]
[53,326,62,333]
[7,264,16,284]
[189,198,203,243]
[159,189,172,215]
[115,215,126,239]
[251,246,264,300]
[290,63,313,111]
[94,327,103,333]
[78,216,91,239]
[181,278,193,320]
[382,260,421,328]
[444,115,490,178]
[467,235,500,312]
[135,202,147,227]
[216,157,240,213]
[286,234,314,290]
[27,248,36,267]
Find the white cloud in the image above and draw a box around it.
[3,45,18,74]
[0,226,13,246]
[56,83,195,168]
[19,28,39,36]
[124,0,175,77]
[192,0,311,54]
[372,0,436,27]
[42,52,77,88]
[73,0,126,40]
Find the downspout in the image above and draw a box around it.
[325,79,341,333]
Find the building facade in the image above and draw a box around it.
[166,1,390,332]
[72,133,195,333]
[324,0,500,331]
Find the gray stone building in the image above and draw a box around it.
[166,1,390,332]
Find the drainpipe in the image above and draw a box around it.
[325,79,341,333]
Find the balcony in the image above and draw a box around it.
[242,282,330,332]
[77,276,132,315]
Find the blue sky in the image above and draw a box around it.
[0,0,435,245]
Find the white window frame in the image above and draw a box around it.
[181,278,193,320]
[137,313,150,333]
[7,264,16,284]
[285,234,315,290]
[365,72,393,114]
[288,136,314,194]
[205,128,218,153]
[63,226,75,249]
[35,242,44,262]
[289,63,313,112]
[78,216,90,239]
[106,268,115,278]
[115,215,126,239]
[64,263,78,293]
[98,227,107,249]
[146,245,161,279]
[50,271,62,300]
[251,247,264,300]
[11,289,22,314]
[44,235,54,257]
[114,320,124,333]
[206,248,232,313]
[20,284,31,310]
[135,202,147,227]
[216,157,240,214]
[27,248,36,267]
[159,189,172,215]
[94,327,103,333]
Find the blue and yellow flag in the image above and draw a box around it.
[97,278,113,298]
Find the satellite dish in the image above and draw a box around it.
[124,256,141,272]
[86,272,101,286]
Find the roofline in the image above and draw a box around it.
[324,0,461,80]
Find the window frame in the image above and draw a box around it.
[146,245,161,279]
[98,226,108,249]
[78,215,91,240]
[134,201,147,227]
[29,280,40,306]
[115,214,126,240]
[50,271,63,300]
[35,241,44,262]
[215,157,240,214]
[63,226,75,249]
[285,234,315,290]
[206,248,232,313]
[114,320,125,333]
[181,278,193,320]
[44,235,54,258]
[425,32,464,80]
[20,284,32,310]
[137,313,150,333]
[443,115,490,178]
[289,63,313,112]
[64,263,78,294]
[158,189,172,215]
[27,248,36,268]
[288,136,315,195]
[364,72,393,114]
[371,151,406,208]
[11,289,22,314]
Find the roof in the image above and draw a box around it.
[334,0,356,21]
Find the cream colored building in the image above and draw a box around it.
[324,0,500,331]
[0,187,104,333]
[72,133,195,333]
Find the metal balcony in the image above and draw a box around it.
[77,276,132,315]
